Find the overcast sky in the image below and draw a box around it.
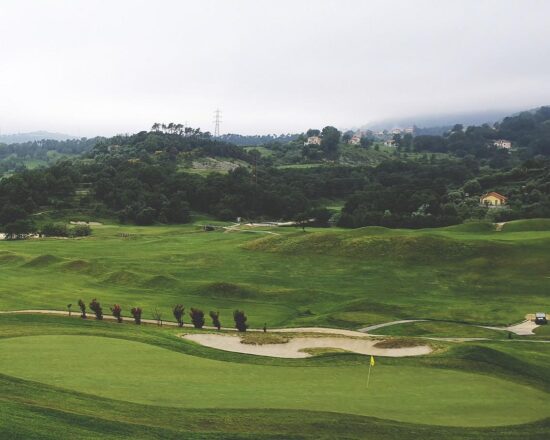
[1,0,550,137]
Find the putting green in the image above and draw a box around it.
[0,335,548,427]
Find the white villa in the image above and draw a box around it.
[305,135,322,146]
[493,139,512,149]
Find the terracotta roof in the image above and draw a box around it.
[481,191,507,201]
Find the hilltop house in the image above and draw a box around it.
[494,139,512,149]
[480,192,507,207]
[349,134,362,145]
[384,139,396,147]
[305,135,322,146]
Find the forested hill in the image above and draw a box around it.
[217,133,299,146]
[88,129,257,164]
[0,137,100,175]
[0,108,550,236]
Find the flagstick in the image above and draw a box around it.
[366,363,372,389]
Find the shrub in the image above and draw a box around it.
[78,299,86,319]
[89,298,103,320]
[173,304,185,327]
[152,307,163,326]
[41,223,68,237]
[189,308,205,329]
[110,304,123,323]
[209,311,221,330]
[70,224,92,237]
[233,310,248,332]
[131,307,142,325]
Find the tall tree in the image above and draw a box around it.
[173,304,185,327]
[321,126,341,160]
[189,308,205,329]
[209,311,221,330]
[233,310,248,332]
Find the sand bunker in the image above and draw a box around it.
[183,334,432,358]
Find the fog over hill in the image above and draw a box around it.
[0,131,77,144]
[358,108,523,133]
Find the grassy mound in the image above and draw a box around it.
[22,254,62,268]
[194,282,258,299]
[441,222,495,233]
[103,270,141,285]
[244,231,503,263]
[451,345,550,390]
[61,259,93,272]
[0,252,24,265]
[500,218,550,232]
[142,275,180,290]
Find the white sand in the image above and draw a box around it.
[183,333,432,358]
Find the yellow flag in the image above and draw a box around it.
[370,355,375,366]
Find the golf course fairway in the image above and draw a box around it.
[0,334,548,427]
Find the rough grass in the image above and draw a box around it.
[194,282,259,299]
[0,251,24,264]
[501,218,550,232]
[243,231,506,263]
[22,254,62,268]
[373,338,425,349]
[103,270,141,285]
[1,221,550,329]
[240,332,290,345]
[142,275,179,290]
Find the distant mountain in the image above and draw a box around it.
[0,131,77,144]
[361,109,518,132]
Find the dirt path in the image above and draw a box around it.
[358,320,428,333]
[222,223,281,235]
[183,333,432,358]
[0,310,541,337]
[0,310,369,336]
[482,320,539,336]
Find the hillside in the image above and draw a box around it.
[1,219,549,328]
[1,107,550,233]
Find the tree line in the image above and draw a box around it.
[1,113,550,231]
[72,299,249,332]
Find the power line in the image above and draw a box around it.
[213,109,222,137]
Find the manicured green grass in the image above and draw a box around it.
[0,314,549,439]
[1,334,548,427]
[1,219,549,329]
